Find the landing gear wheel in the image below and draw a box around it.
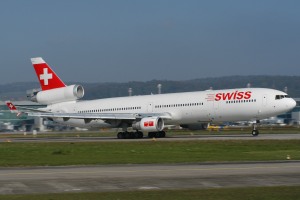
[251,120,260,137]
[130,132,136,139]
[160,131,166,138]
[148,132,155,138]
[117,131,144,139]
[117,132,125,139]
[137,131,143,138]
[148,131,166,138]
[252,130,259,136]
[124,132,131,139]
[117,132,121,139]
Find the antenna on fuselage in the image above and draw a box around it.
[284,86,288,94]
[157,84,162,94]
[128,88,133,96]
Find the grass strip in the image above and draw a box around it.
[1,186,300,200]
[0,140,299,167]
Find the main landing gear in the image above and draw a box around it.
[117,131,166,139]
[148,131,166,138]
[251,120,260,137]
[117,131,143,139]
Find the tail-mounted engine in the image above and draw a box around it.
[30,85,84,104]
[132,117,164,132]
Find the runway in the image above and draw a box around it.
[1,133,300,143]
[0,161,299,194]
[1,134,299,195]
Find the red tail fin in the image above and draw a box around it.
[31,57,66,91]
[6,101,17,111]
[6,101,22,116]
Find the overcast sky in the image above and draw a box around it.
[0,0,299,84]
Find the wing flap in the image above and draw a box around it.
[28,112,137,120]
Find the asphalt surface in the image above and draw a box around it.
[1,133,300,143]
[0,133,299,195]
[0,162,299,194]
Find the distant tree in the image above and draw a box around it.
[1,76,300,101]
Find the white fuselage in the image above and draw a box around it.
[44,88,296,128]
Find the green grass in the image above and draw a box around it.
[0,140,299,167]
[1,186,300,200]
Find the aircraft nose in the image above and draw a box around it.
[288,98,297,110]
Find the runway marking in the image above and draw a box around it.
[0,164,299,177]
[139,186,160,190]
[64,188,82,192]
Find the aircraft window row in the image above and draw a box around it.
[275,95,289,100]
[154,102,204,109]
[78,106,142,113]
[226,99,256,104]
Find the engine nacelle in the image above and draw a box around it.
[31,85,84,104]
[132,117,164,132]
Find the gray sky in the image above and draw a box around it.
[0,0,299,84]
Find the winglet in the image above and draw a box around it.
[31,57,66,91]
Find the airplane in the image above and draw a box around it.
[6,57,297,139]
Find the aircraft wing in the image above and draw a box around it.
[27,112,173,121]
[6,101,172,123]
[28,112,137,120]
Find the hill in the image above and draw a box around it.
[1,75,300,101]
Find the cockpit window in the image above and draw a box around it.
[275,95,290,100]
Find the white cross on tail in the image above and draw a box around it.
[40,68,53,85]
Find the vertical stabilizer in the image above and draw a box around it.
[31,57,66,91]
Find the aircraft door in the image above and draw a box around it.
[204,100,215,122]
[213,100,219,121]
[262,94,267,106]
[147,102,153,113]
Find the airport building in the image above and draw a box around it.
[0,101,45,132]
[290,98,300,124]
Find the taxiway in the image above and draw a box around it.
[1,133,299,195]
[0,161,299,194]
[1,133,300,143]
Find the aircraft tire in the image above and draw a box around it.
[160,131,166,138]
[137,131,143,138]
[148,132,154,138]
[131,132,136,139]
[147,131,166,138]
[252,130,259,136]
[125,132,131,139]
[117,132,125,139]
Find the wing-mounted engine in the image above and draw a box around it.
[132,117,164,132]
[30,85,84,105]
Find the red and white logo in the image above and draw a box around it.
[144,121,154,127]
[31,57,66,91]
[6,102,16,111]
[6,101,22,116]
[40,68,53,86]
[214,91,252,101]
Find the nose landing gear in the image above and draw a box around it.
[252,120,260,136]
[252,129,259,136]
